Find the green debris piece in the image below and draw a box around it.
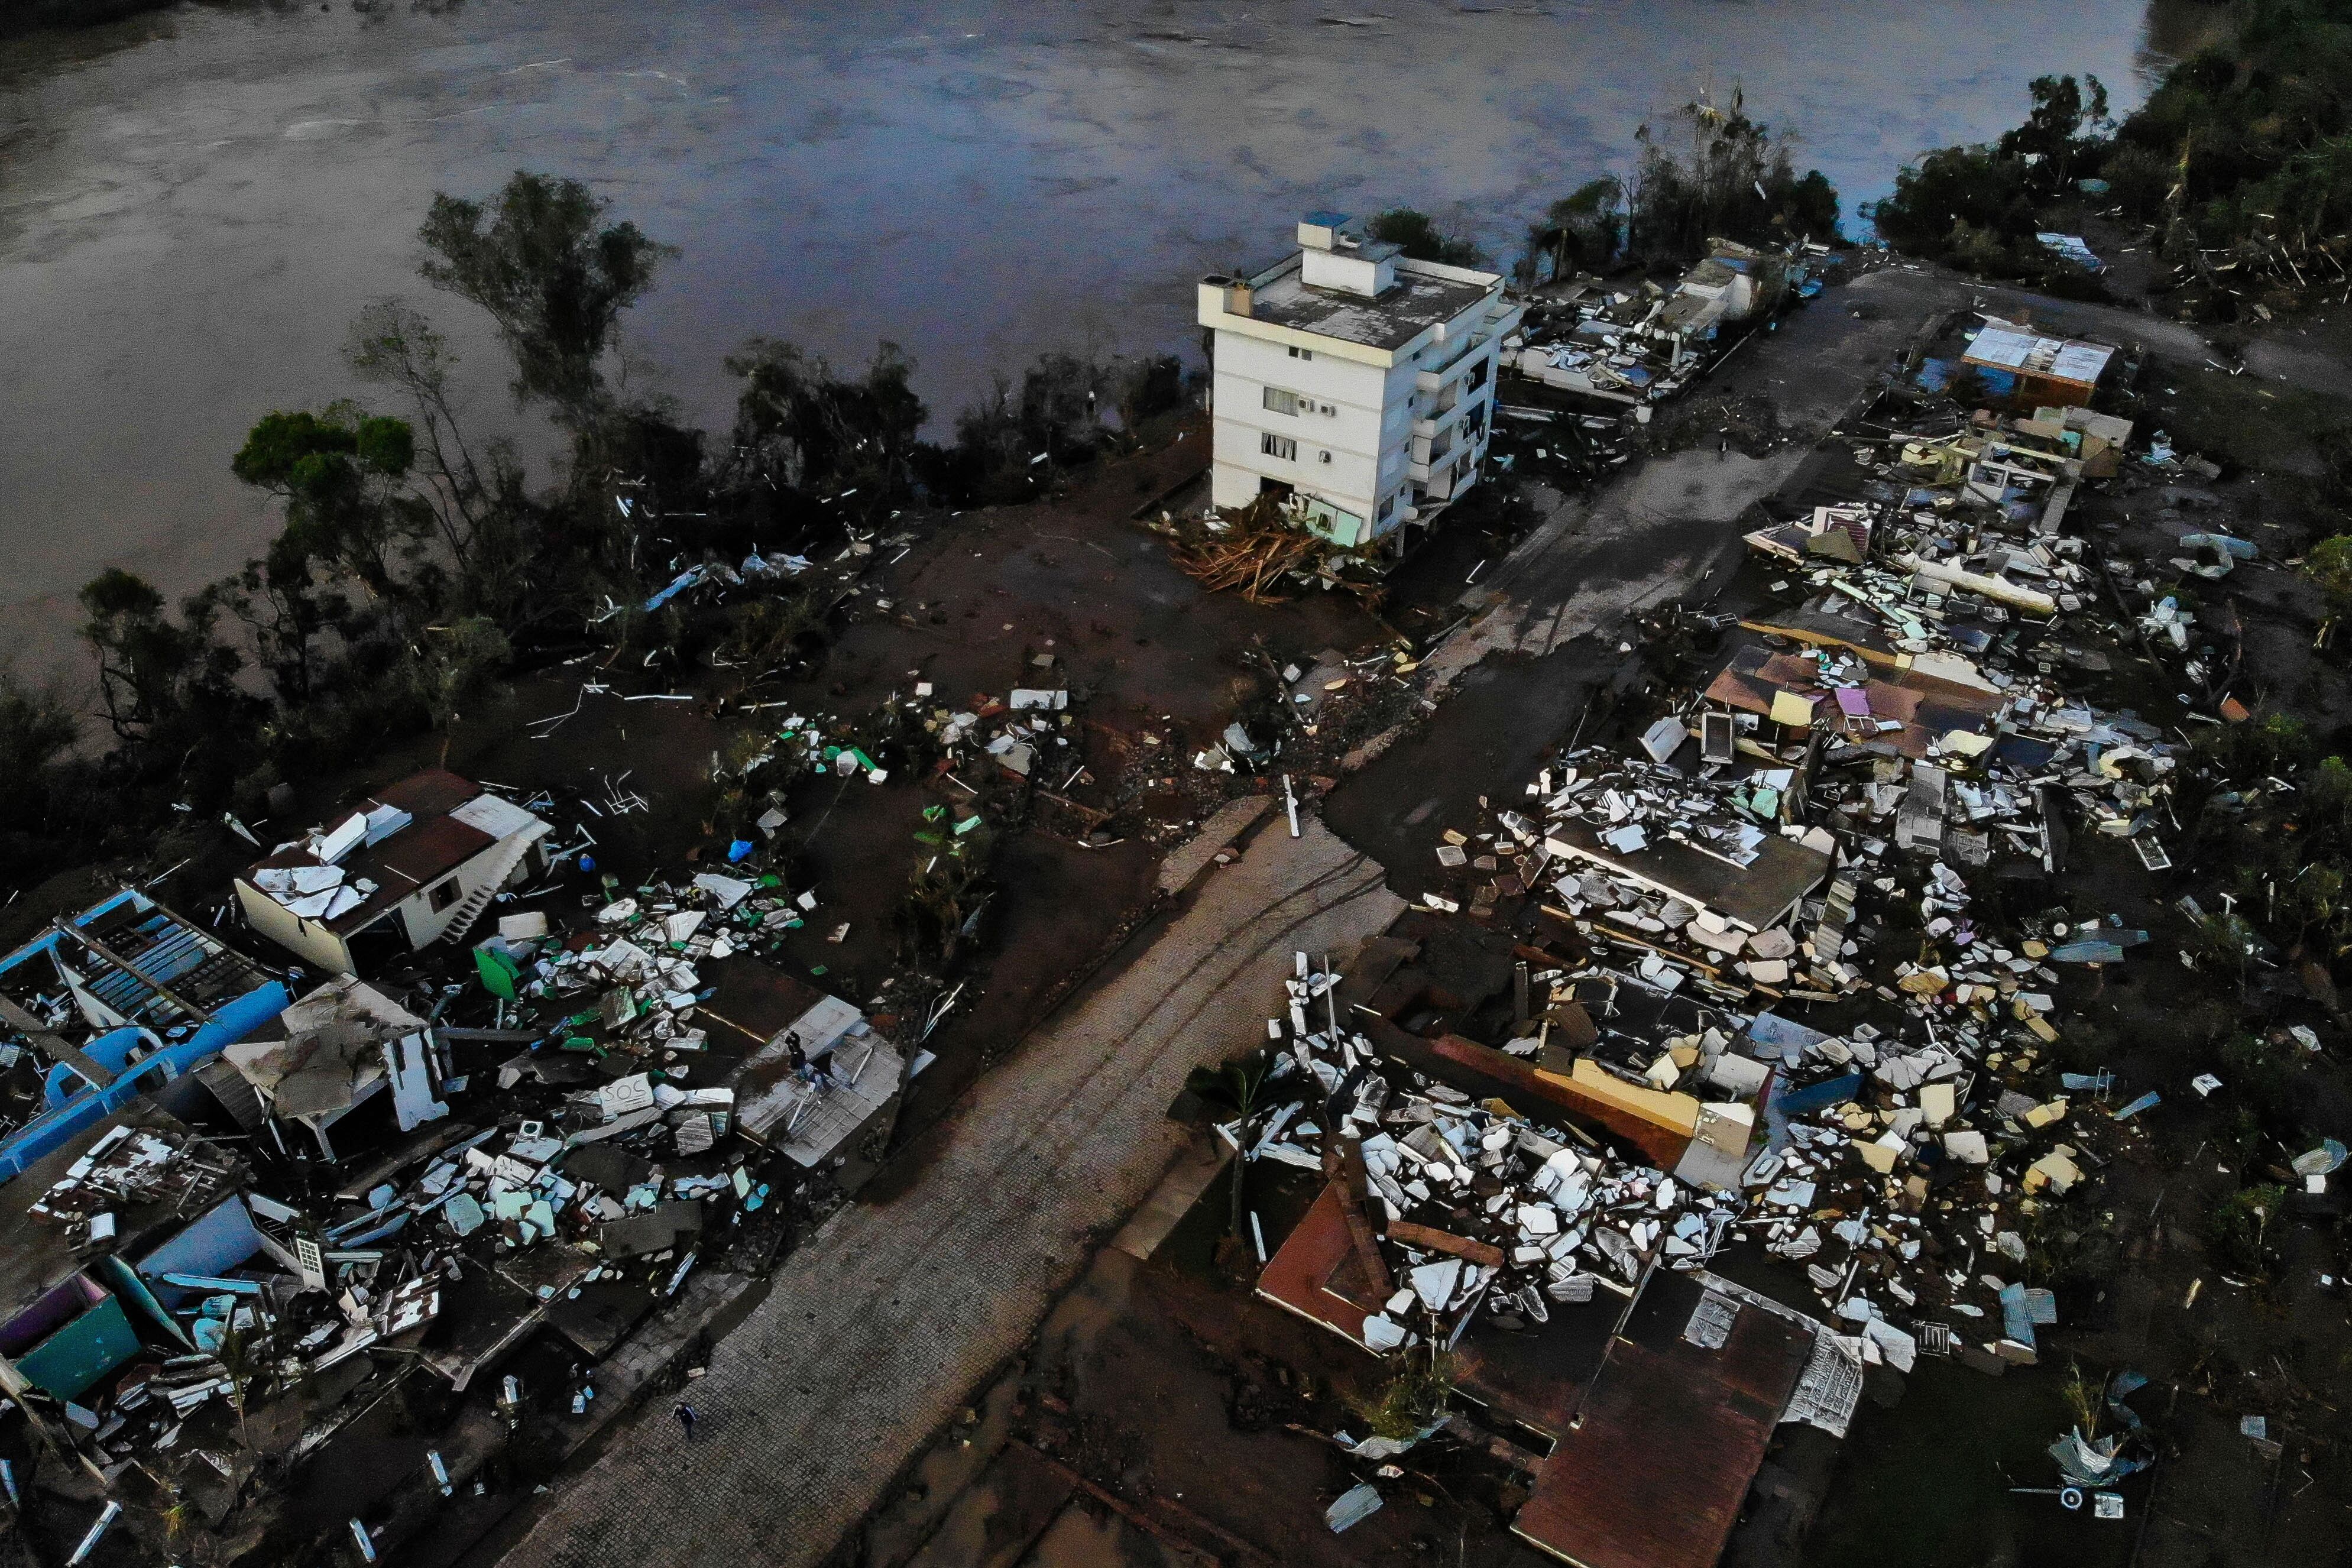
[822,745,843,762]
[849,749,879,773]
[922,805,947,822]
[474,945,521,1001]
[758,874,783,887]
[562,1036,602,1054]
[954,815,983,836]
[808,964,828,977]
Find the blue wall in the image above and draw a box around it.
[0,982,288,1182]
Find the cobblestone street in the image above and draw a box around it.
[497,817,1400,1568]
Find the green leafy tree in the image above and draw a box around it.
[409,614,513,730]
[346,297,515,565]
[79,569,240,742]
[1368,208,1484,266]
[1627,89,1839,264]
[1521,178,1626,284]
[0,675,80,886]
[1112,352,1187,438]
[205,532,358,709]
[418,171,675,419]
[723,338,930,511]
[232,405,432,597]
[1996,74,2112,190]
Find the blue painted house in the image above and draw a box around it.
[1,889,289,1181]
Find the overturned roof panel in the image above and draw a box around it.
[1548,821,1833,934]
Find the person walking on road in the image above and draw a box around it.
[673,1401,698,1443]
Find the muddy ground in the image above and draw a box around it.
[18,252,2352,1568]
[863,272,2352,1568]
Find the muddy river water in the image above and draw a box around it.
[1,0,2193,676]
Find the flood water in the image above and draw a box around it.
[2,0,2191,679]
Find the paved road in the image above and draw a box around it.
[496,817,1401,1568]
[1428,267,1950,685]
[1327,267,1950,885]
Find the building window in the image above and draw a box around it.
[1261,433,1297,461]
[1378,494,1396,520]
[1466,359,1489,391]
[428,877,463,913]
[1288,345,1313,360]
[1262,386,1302,416]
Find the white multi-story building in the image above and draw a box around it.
[1197,213,1524,551]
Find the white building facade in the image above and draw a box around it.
[1197,213,1524,550]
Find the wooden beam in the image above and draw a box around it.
[51,920,215,1025]
[0,993,116,1090]
[1385,1220,1507,1271]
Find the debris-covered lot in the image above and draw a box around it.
[8,251,2352,1568]
[861,274,2352,1568]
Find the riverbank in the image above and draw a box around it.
[0,0,178,38]
[0,0,2169,679]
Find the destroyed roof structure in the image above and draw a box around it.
[234,768,552,977]
[1958,317,2117,408]
[0,889,290,1180]
[0,1105,250,1410]
[222,978,440,1159]
[1224,352,2214,1560]
[1505,237,1815,408]
[0,818,888,1558]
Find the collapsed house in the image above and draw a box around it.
[0,813,889,1560]
[234,769,553,978]
[1505,239,1815,409]
[0,890,289,1181]
[1230,364,2193,1563]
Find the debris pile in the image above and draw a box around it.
[1245,953,1730,1352]
[1505,240,1816,412]
[1378,423,2213,1369]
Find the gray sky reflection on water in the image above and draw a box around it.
[0,0,2170,678]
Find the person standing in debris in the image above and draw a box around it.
[673,1401,698,1442]
[786,1033,807,1077]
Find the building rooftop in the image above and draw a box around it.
[0,888,273,1038]
[1705,644,2002,760]
[1512,1269,1814,1568]
[241,769,546,937]
[1548,819,1833,934]
[1962,320,2114,387]
[1239,252,1499,353]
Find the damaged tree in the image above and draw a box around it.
[1626,89,1839,264]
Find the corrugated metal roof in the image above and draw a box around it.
[1961,323,2113,388]
[1512,1278,1812,1568]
